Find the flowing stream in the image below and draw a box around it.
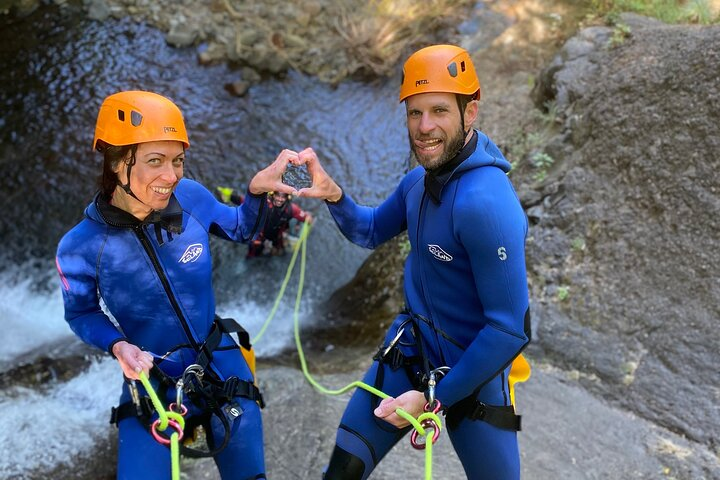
[0,3,407,476]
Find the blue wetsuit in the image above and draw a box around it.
[325,131,530,479]
[56,178,267,480]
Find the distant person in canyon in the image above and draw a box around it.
[296,45,532,480]
[55,90,299,479]
[216,187,313,258]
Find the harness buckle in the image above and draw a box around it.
[223,376,240,401]
[472,402,487,421]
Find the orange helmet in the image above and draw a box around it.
[399,45,481,103]
[92,91,189,151]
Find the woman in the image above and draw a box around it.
[55,90,299,479]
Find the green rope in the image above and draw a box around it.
[137,371,184,480]
[251,226,305,345]
[288,222,441,479]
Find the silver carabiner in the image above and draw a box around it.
[382,326,406,358]
[426,367,450,410]
[427,371,437,408]
[183,363,205,382]
[175,378,184,407]
[128,379,143,416]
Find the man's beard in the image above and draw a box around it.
[409,125,466,171]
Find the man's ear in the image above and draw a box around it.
[464,100,479,127]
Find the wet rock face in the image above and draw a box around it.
[313,235,407,349]
[527,14,720,446]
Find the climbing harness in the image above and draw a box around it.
[376,307,529,432]
[110,315,264,463]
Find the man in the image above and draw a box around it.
[296,45,531,479]
[216,187,313,257]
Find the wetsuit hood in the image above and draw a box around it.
[85,191,184,238]
[425,129,511,203]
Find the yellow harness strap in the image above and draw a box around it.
[241,345,257,381]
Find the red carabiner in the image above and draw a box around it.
[425,400,442,414]
[409,400,443,449]
[169,403,188,416]
[410,419,441,450]
[151,418,184,445]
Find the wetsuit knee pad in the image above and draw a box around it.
[323,445,367,480]
[323,427,375,480]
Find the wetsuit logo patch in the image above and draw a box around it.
[428,244,452,262]
[179,243,203,263]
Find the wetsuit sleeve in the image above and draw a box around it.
[179,179,266,242]
[56,242,126,354]
[434,173,530,407]
[326,181,409,249]
[290,204,308,222]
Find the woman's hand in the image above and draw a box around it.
[248,149,303,196]
[112,341,154,380]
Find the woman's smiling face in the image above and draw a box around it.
[115,140,185,215]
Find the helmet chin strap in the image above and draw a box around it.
[117,157,152,208]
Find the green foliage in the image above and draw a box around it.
[557,285,570,302]
[334,0,476,78]
[507,100,560,178]
[571,237,587,252]
[590,0,719,25]
[399,239,411,257]
[608,22,632,47]
[531,152,555,182]
[537,100,560,126]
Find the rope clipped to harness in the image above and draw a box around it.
[137,371,186,480]
[289,223,442,480]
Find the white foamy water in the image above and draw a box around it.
[0,276,74,364]
[0,358,119,477]
[0,270,302,364]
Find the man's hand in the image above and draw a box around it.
[248,149,303,196]
[112,341,154,380]
[373,390,427,428]
[295,147,343,202]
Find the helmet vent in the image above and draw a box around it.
[117,110,125,122]
[461,61,466,72]
[447,62,458,78]
[131,110,143,127]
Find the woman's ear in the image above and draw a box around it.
[113,152,132,175]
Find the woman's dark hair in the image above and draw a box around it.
[96,142,138,199]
